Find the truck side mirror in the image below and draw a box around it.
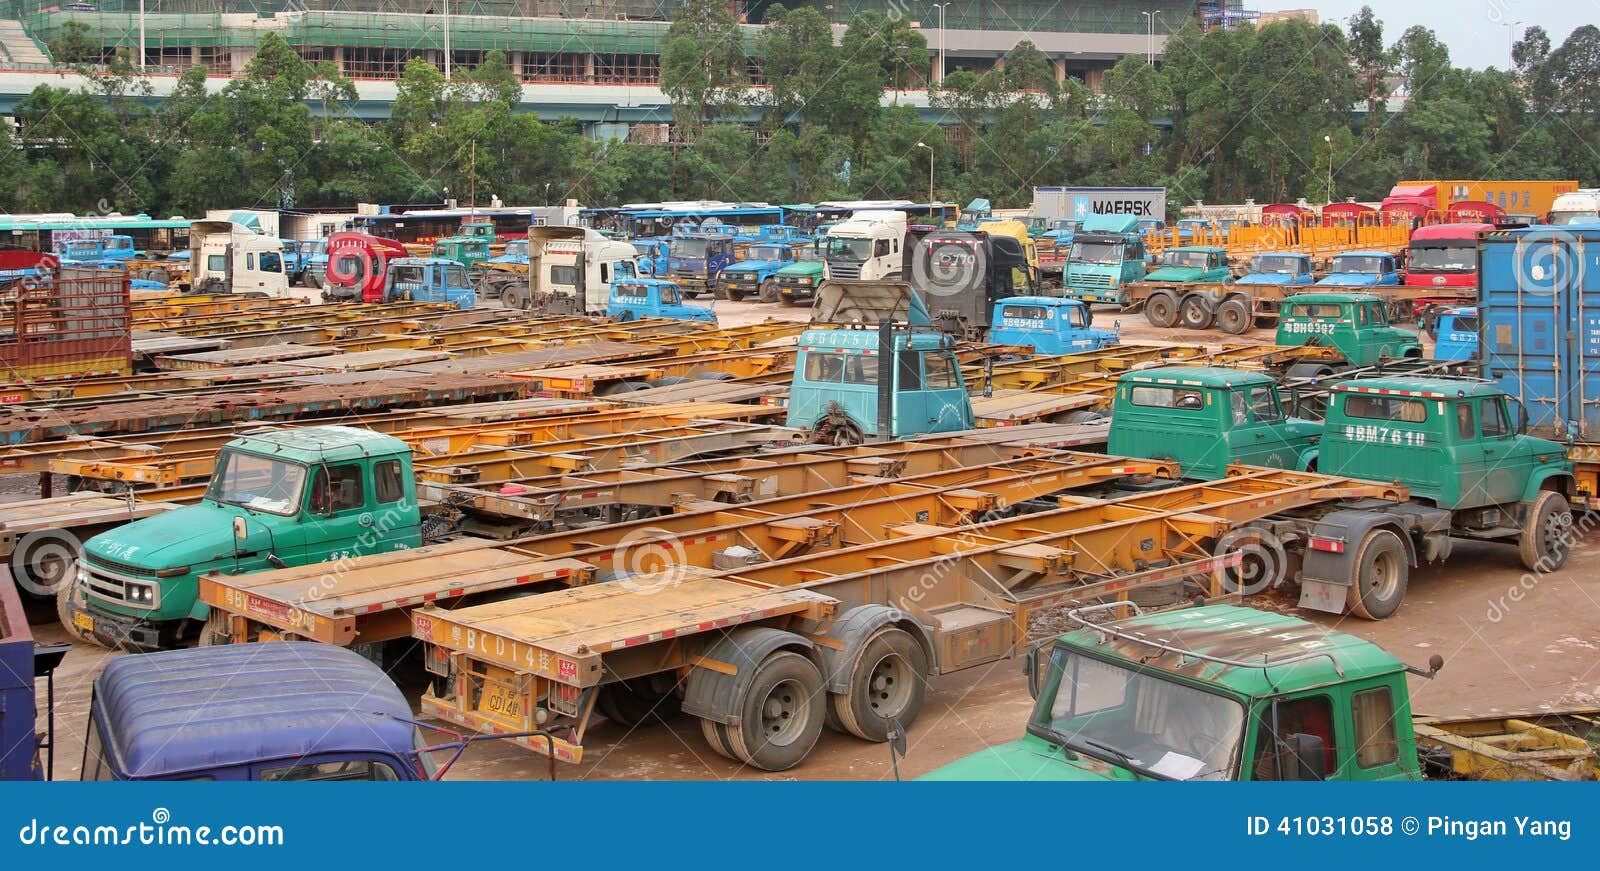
[232,515,247,545]
[1279,733,1328,781]
[1021,642,1048,699]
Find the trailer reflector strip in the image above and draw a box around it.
[1309,537,1345,553]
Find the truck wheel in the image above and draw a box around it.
[597,677,682,727]
[1346,529,1408,620]
[830,628,928,742]
[724,650,826,771]
[1145,292,1179,328]
[1179,295,1215,330]
[197,609,232,647]
[1215,298,1252,335]
[55,581,96,646]
[1518,490,1573,572]
[699,717,737,760]
[758,278,780,303]
[726,288,745,302]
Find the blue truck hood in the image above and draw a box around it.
[1317,273,1382,286]
[1236,272,1304,286]
[722,260,779,274]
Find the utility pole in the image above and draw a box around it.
[917,142,934,206]
[443,0,452,80]
[1324,134,1334,204]
[138,0,145,71]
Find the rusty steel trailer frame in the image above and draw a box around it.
[408,465,1401,764]
[1121,281,1477,332]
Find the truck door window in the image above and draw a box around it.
[1355,305,1367,325]
[600,262,611,283]
[923,352,959,389]
[259,759,400,781]
[660,286,682,305]
[1249,386,1282,421]
[1456,404,1475,439]
[1480,398,1510,437]
[1351,687,1399,768]
[374,459,404,504]
[874,239,890,258]
[259,251,282,273]
[896,350,922,391]
[843,355,879,385]
[310,464,365,514]
[1229,391,1249,426]
[245,253,256,270]
[1068,307,1088,328]
[1252,695,1337,780]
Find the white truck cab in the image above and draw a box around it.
[824,210,909,281]
[188,220,291,297]
[514,227,641,315]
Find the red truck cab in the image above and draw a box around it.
[1404,221,1491,333]
[323,232,409,303]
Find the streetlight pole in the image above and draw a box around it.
[138,0,145,71]
[932,3,948,85]
[1324,134,1334,204]
[443,0,452,80]
[917,142,934,207]
[1504,20,1523,69]
[1140,10,1163,65]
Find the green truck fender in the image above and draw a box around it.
[812,605,936,694]
[1298,509,1422,590]
[682,626,820,725]
[1520,471,1576,505]
[1297,447,1319,473]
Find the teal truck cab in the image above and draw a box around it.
[775,238,826,305]
[1144,245,1232,284]
[1275,292,1421,368]
[60,426,425,650]
[1062,214,1147,305]
[1237,252,1314,286]
[385,257,477,309]
[787,283,971,444]
[717,242,796,302]
[988,296,1120,355]
[668,229,737,298]
[606,278,716,324]
[431,235,491,270]
[1431,307,1478,361]
[1316,251,1400,287]
[923,603,1455,781]
[1107,367,1321,479]
[58,234,138,265]
[631,238,670,276]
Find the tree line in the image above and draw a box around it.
[5,3,1597,220]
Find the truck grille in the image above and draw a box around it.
[84,565,131,602]
[85,553,157,577]
[1072,272,1113,288]
[828,262,861,279]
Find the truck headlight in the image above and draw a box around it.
[799,277,812,285]
[125,581,158,607]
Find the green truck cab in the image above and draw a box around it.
[1143,245,1231,283]
[59,426,424,650]
[1062,214,1147,305]
[1275,292,1422,368]
[775,239,826,306]
[1107,367,1322,480]
[923,603,1437,781]
[432,236,491,269]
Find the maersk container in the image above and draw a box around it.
[1479,226,1600,440]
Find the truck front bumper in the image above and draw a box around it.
[778,282,815,302]
[671,277,713,297]
[65,589,177,650]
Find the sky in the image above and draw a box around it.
[1250,0,1590,69]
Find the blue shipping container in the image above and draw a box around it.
[1479,226,1600,441]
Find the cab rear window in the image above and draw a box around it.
[1001,305,1048,320]
[1341,394,1427,423]
[1288,304,1343,318]
[1128,385,1206,410]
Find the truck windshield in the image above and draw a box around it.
[504,240,528,256]
[1163,251,1211,269]
[632,242,657,258]
[1070,241,1123,264]
[795,243,825,262]
[747,246,785,261]
[1407,246,1475,272]
[1254,255,1304,274]
[1031,646,1244,781]
[827,237,873,261]
[1548,210,1597,226]
[670,239,708,258]
[206,449,308,516]
[1332,256,1385,274]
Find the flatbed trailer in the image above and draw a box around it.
[406,464,1399,768]
[1122,281,1475,334]
[1414,709,1600,781]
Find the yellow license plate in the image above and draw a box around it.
[73,611,94,633]
[477,681,522,723]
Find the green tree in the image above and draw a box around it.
[660,0,748,134]
[758,7,836,127]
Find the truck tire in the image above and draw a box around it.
[197,609,232,647]
[1145,292,1178,328]
[724,650,826,771]
[501,286,529,310]
[597,677,682,727]
[1215,297,1252,335]
[1179,295,1215,330]
[829,628,928,742]
[1345,529,1408,620]
[699,717,736,760]
[725,287,745,302]
[55,581,95,646]
[1518,490,1573,572]
[758,278,780,303]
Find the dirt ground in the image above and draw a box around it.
[22,296,1600,781]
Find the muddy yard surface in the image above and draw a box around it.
[23,297,1598,781]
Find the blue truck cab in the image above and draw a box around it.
[718,242,797,302]
[988,296,1120,354]
[83,643,436,780]
[1041,218,1078,247]
[1062,213,1147,305]
[487,238,529,267]
[385,257,476,309]
[631,238,670,276]
[667,228,737,298]
[1237,252,1314,286]
[607,277,716,324]
[787,325,972,443]
[303,236,330,288]
[1317,251,1400,287]
[57,234,138,266]
[1432,306,1478,361]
